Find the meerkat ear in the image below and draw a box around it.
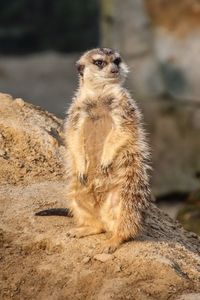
[76,61,85,76]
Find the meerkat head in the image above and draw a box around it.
[76,48,128,86]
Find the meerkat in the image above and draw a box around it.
[63,47,151,253]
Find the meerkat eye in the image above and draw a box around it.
[93,59,106,68]
[113,57,121,66]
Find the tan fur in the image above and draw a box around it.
[63,48,151,253]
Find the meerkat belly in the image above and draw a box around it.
[100,188,121,232]
[83,108,112,180]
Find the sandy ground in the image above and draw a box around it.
[1,181,200,300]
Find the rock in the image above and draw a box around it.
[0,149,6,158]
[94,253,114,262]
[177,293,200,300]
[0,93,65,185]
[82,256,91,264]
[0,93,200,299]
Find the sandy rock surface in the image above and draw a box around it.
[0,93,200,300]
[0,93,64,185]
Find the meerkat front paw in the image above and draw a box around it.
[100,160,113,176]
[76,158,89,185]
[77,172,88,185]
[77,163,88,185]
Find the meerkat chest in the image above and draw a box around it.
[83,103,113,172]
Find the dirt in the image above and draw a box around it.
[1,182,200,300]
[0,93,200,300]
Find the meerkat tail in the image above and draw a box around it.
[35,208,72,217]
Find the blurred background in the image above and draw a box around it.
[0,0,200,233]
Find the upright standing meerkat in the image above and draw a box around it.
[64,48,151,253]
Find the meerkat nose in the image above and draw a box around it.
[111,66,119,73]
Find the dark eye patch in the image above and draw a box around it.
[93,59,107,68]
[113,57,121,66]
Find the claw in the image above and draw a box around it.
[78,173,88,185]
[100,162,112,176]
